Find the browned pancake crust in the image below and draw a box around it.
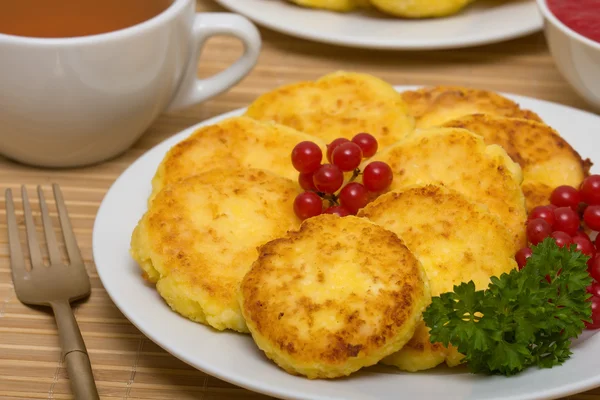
[401,86,543,128]
[150,116,326,201]
[364,127,527,250]
[239,214,430,379]
[359,185,517,371]
[131,168,300,332]
[245,71,415,148]
[443,114,592,209]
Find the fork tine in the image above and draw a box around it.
[21,186,43,269]
[5,188,28,277]
[52,184,83,265]
[37,185,63,266]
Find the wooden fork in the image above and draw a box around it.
[5,184,99,400]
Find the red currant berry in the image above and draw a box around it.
[553,207,580,236]
[351,133,378,158]
[339,183,369,214]
[550,185,581,210]
[572,235,596,257]
[589,255,600,282]
[515,247,532,270]
[291,141,322,174]
[313,164,344,194]
[526,218,552,245]
[587,282,600,298]
[580,175,600,206]
[528,205,556,227]
[573,230,592,242]
[584,205,600,231]
[332,142,363,172]
[585,295,600,329]
[298,172,317,191]
[323,206,351,217]
[550,231,573,248]
[363,161,393,192]
[293,192,323,221]
[326,138,350,163]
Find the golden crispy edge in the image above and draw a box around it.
[400,86,543,122]
[442,114,592,174]
[132,168,300,333]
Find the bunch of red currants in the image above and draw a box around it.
[291,133,393,220]
[516,174,600,329]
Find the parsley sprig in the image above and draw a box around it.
[423,238,592,376]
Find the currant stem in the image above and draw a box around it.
[325,194,339,207]
[348,168,362,183]
[316,192,339,206]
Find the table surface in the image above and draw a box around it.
[1,1,599,399]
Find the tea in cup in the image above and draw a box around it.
[0,0,261,167]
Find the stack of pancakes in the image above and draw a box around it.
[130,71,590,378]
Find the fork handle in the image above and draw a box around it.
[51,300,100,400]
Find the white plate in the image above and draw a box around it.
[93,87,600,400]
[214,0,543,50]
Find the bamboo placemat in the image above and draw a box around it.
[1,1,599,399]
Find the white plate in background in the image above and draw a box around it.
[214,0,543,50]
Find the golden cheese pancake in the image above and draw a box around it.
[442,114,592,209]
[365,127,527,249]
[358,185,518,371]
[245,71,414,148]
[288,0,370,11]
[370,0,475,18]
[150,116,326,202]
[130,168,300,333]
[381,322,463,371]
[239,214,430,379]
[401,86,543,129]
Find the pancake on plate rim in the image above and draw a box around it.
[131,167,301,333]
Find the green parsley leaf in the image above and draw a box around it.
[422,238,592,376]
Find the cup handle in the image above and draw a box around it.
[166,13,261,112]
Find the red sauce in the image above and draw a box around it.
[547,0,600,43]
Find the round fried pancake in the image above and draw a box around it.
[370,0,475,18]
[401,86,543,129]
[358,185,518,371]
[150,116,326,202]
[442,114,592,209]
[245,71,415,148]
[238,214,431,379]
[288,0,370,11]
[130,168,300,333]
[364,127,527,250]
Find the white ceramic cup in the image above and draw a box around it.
[536,0,600,113]
[0,0,261,167]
